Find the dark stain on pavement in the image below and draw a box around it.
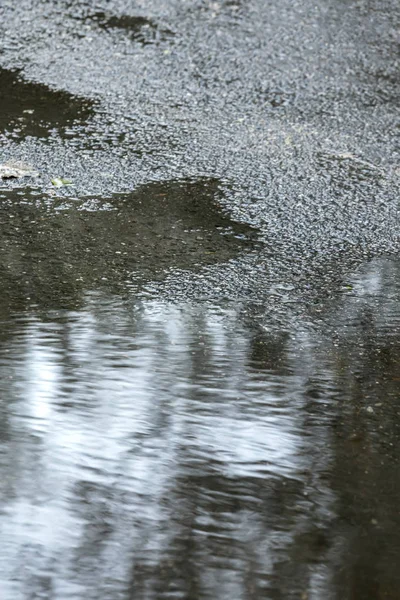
[0,67,94,140]
[86,11,174,45]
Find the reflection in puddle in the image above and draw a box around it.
[1,254,400,598]
[0,178,257,310]
[0,173,400,597]
[0,67,94,139]
[0,299,331,600]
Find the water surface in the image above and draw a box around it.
[0,187,399,600]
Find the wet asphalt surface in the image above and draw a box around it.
[0,0,399,598]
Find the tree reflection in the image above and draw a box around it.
[0,259,400,598]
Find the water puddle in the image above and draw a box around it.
[85,11,174,45]
[0,67,94,139]
[0,178,257,310]
[0,254,400,598]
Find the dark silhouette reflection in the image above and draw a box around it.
[322,259,400,599]
[0,257,400,598]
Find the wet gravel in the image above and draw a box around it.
[0,0,398,302]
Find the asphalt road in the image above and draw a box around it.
[0,0,398,304]
[0,2,399,599]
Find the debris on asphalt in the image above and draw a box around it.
[51,177,73,187]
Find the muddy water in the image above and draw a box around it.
[0,184,399,599]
